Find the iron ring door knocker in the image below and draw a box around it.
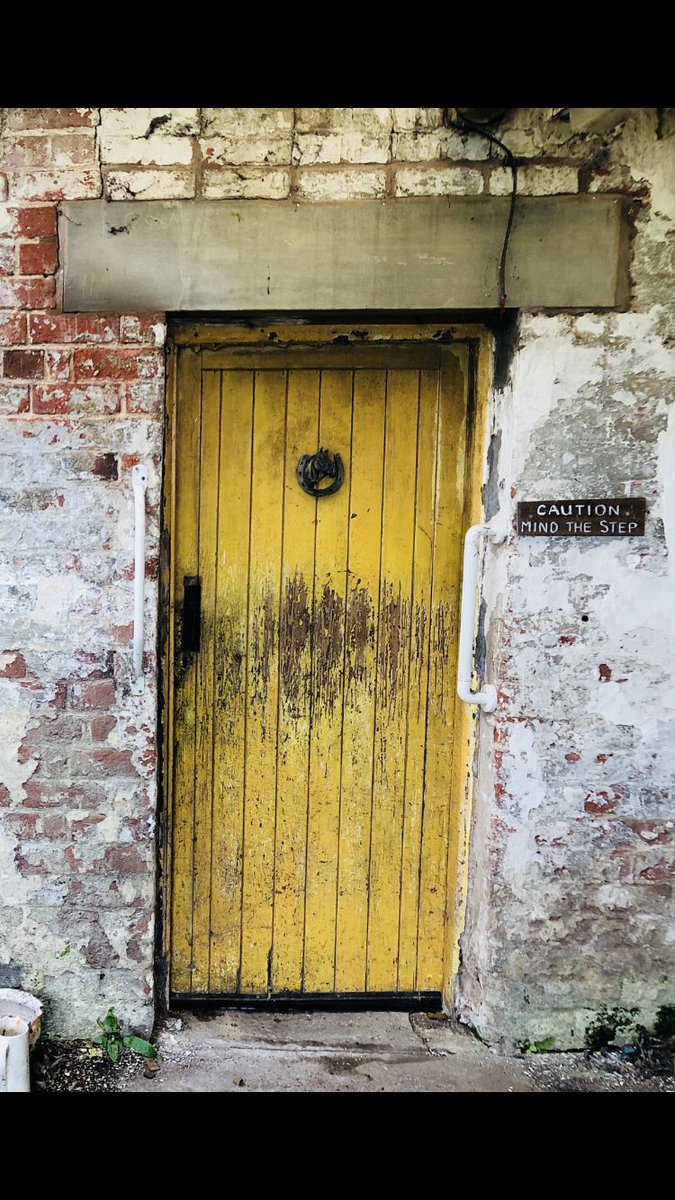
[297,448,345,498]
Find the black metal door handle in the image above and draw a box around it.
[182,576,201,654]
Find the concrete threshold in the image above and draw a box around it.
[117,1010,536,1093]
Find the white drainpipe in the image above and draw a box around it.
[131,463,148,694]
[457,521,505,713]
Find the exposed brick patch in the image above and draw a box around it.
[29,313,120,344]
[91,453,118,481]
[90,715,117,742]
[622,817,671,844]
[0,277,56,309]
[9,170,102,203]
[3,349,44,379]
[6,109,99,130]
[3,134,97,170]
[9,811,69,840]
[69,680,116,710]
[20,714,84,750]
[19,240,58,276]
[0,383,30,414]
[91,749,137,777]
[120,314,165,345]
[0,652,27,678]
[17,207,58,239]
[64,846,84,872]
[5,812,38,839]
[109,622,134,643]
[104,844,146,873]
[0,313,27,345]
[585,790,618,815]
[33,383,121,415]
[123,381,163,414]
[70,811,106,834]
[83,930,118,968]
[22,780,107,809]
[73,348,161,381]
[14,851,49,877]
[123,555,159,581]
[639,861,674,883]
[45,348,71,380]
[42,813,67,838]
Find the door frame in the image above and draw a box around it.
[158,320,493,1012]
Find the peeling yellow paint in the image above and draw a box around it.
[167,327,488,998]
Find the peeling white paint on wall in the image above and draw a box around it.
[0,703,38,804]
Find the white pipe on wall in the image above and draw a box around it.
[457,522,504,713]
[131,464,148,693]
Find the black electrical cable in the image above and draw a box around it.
[444,110,518,314]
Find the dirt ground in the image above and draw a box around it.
[30,1010,675,1093]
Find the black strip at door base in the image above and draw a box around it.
[170,991,443,1013]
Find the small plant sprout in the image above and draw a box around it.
[518,1035,556,1054]
[93,1007,160,1064]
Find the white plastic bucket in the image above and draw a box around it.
[0,1016,30,1093]
[0,989,42,1046]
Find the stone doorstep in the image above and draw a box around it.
[116,1010,536,1093]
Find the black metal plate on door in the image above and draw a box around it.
[182,576,201,654]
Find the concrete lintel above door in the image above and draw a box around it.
[60,195,629,313]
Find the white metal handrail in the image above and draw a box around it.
[457,522,504,713]
[132,463,148,693]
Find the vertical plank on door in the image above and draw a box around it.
[397,369,439,990]
[171,347,202,993]
[303,370,353,992]
[417,349,468,989]
[191,370,222,990]
[366,370,420,990]
[209,370,254,992]
[334,369,386,992]
[272,370,320,992]
[240,370,287,992]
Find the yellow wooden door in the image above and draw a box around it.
[169,340,470,998]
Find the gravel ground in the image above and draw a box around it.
[522,1047,675,1093]
[30,1038,152,1092]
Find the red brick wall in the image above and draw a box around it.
[0,107,165,1036]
